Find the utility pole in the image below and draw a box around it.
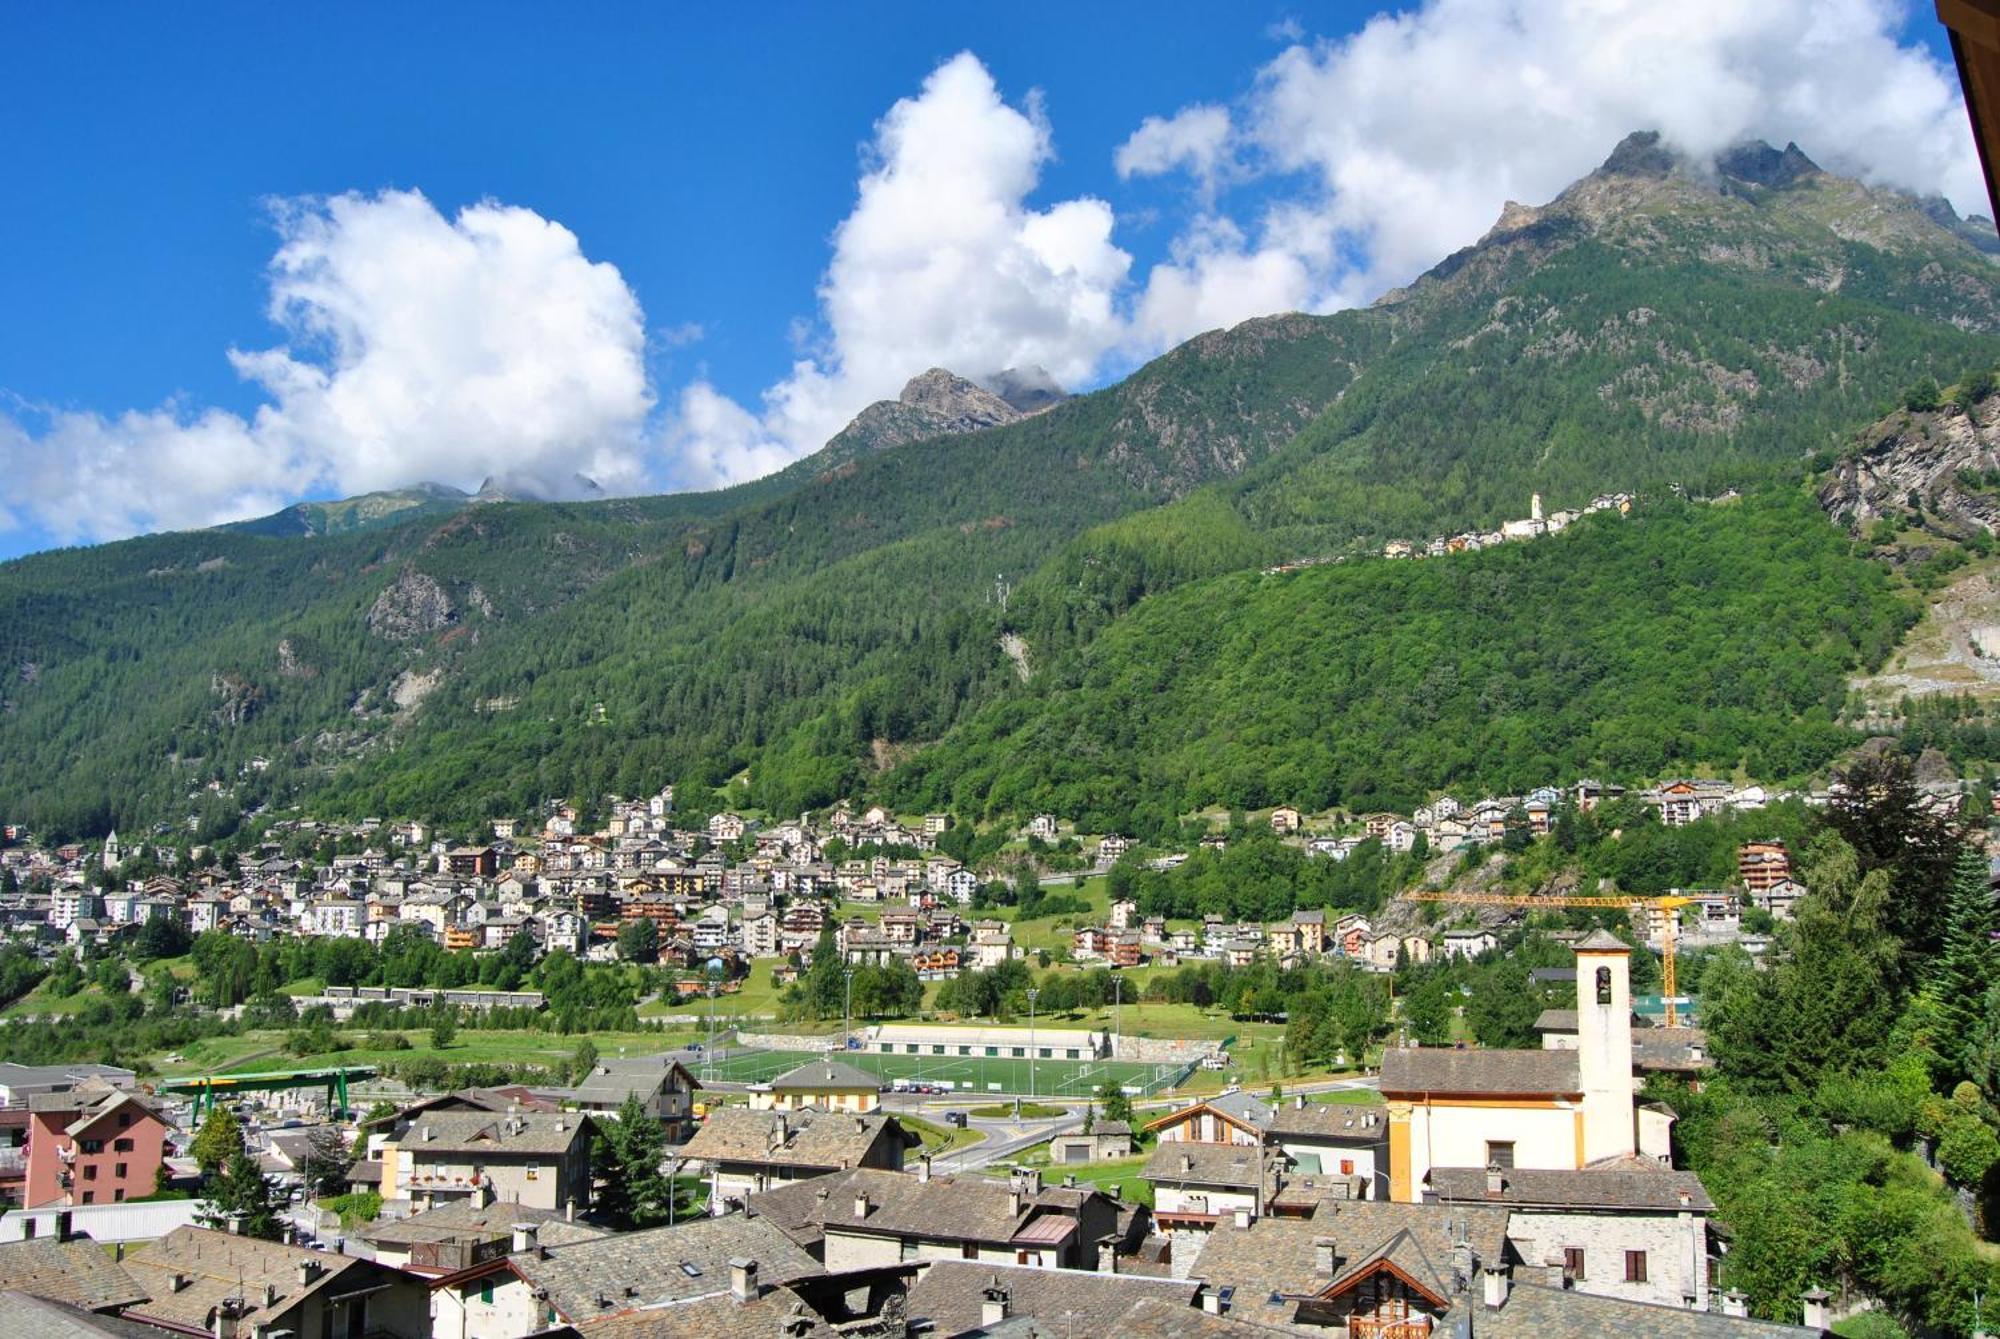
[1027,988,1040,1102]
[843,968,854,1043]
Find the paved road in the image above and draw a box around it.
[924,1102,1086,1175]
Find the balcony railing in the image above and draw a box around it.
[1350,1318,1431,1339]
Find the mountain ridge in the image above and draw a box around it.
[6,132,2000,838]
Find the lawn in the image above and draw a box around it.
[147,1026,695,1078]
[690,1046,1190,1098]
[900,1112,987,1155]
[991,1147,1156,1207]
[2,979,108,1019]
[968,1102,1065,1119]
[640,958,787,1020]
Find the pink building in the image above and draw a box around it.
[25,1081,171,1208]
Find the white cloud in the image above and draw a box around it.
[1115,104,1235,199]
[665,52,1133,487]
[2,190,652,544]
[1129,0,1984,346]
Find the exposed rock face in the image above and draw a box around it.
[1820,393,2000,537]
[806,368,1028,473]
[895,368,1021,432]
[367,569,456,640]
[275,638,315,679]
[210,672,262,726]
[1715,140,1821,190]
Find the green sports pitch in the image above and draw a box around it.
[692,1047,1192,1097]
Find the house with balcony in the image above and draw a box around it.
[23,1081,170,1209]
[384,1110,594,1217]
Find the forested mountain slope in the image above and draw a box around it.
[3,133,1998,838]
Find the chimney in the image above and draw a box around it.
[213,1295,248,1339]
[853,1192,870,1220]
[1232,1206,1252,1229]
[1482,1266,1510,1309]
[1180,1154,1193,1174]
[1201,1286,1226,1315]
[262,1283,278,1309]
[53,1210,73,1243]
[171,1273,190,1294]
[1008,1188,1022,1218]
[1801,1288,1831,1331]
[1485,1162,1505,1197]
[980,1278,1010,1327]
[421,1125,434,1142]
[1097,1235,1118,1275]
[728,1257,758,1303]
[1294,1094,1305,1110]
[296,1259,320,1289]
[916,1155,931,1184]
[1720,1291,1749,1318]
[1314,1237,1337,1277]
[512,1223,539,1254]
[226,1213,246,1236]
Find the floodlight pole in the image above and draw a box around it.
[1027,988,1040,1102]
[844,968,854,1042]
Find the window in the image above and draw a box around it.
[80,1192,94,1204]
[985,1046,999,1057]
[479,1281,494,1305]
[1484,1141,1515,1169]
[113,1139,133,1153]
[1011,1048,1025,1058]
[905,1044,918,1054]
[958,1046,971,1056]
[1596,966,1614,1005]
[82,1165,97,1181]
[118,1112,131,1129]
[1624,1251,1648,1284]
[1564,1248,1586,1280]
[932,1045,945,1056]
[114,1189,125,1202]
[961,1243,978,1260]
[114,1163,127,1178]
[80,1139,103,1154]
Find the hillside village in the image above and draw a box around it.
[0,762,1916,991]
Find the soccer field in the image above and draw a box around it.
[694,1046,1190,1097]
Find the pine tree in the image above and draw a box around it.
[190,1106,244,1178]
[1925,843,1997,1077]
[591,1095,670,1229]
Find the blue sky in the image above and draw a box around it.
[0,1,1977,558]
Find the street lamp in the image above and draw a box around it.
[1026,988,1040,1102]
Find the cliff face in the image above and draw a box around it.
[1821,390,2000,539]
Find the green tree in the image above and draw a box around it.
[299,1125,353,1198]
[617,917,660,964]
[570,1038,600,1084]
[191,1106,244,1178]
[1923,843,1997,1079]
[429,1006,458,1051]
[592,1097,670,1229]
[198,1147,283,1241]
[1096,1080,1135,1127]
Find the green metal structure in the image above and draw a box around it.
[158,1065,378,1121]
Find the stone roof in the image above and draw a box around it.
[748,1166,1103,1249]
[359,1197,609,1249]
[1188,1201,1510,1311]
[1634,1028,1713,1073]
[681,1107,907,1171]
[121,1227,375,1334]
[510,1215,821,1322]
[562,1283,833,1339]
[1428,1160,1715,1212]
[567,1055,699,1107]
[906,1260,1200,1337]
[766,1059,881,1092]
[1266,1099,1386,1141]
[0,1237,147,1312]
[1378,1046,1581,1096]
[400,1109,592,1157]
[1575,928,1632,953]
[1483,1281,1820,1336]
[1108,1294,1302,1337]
[1143,1142,1275,1192]
[8,1291,170,1339]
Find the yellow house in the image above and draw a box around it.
[1379,930,1666,1202]
[749,1058,883,1113]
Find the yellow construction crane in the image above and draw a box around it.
[1401,890,1696,1025]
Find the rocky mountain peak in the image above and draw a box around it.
[981,365,1070,414]
[1716,139,1822,189]
[896,368,1022,432]
[1597,129,1680,179]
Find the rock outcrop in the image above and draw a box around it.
[367,569,457,641]
[1820,391,2000,538]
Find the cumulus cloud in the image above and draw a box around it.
[2,190,652,544]
[665,51,1133,487]
[1130,0,1984,345]
[1115,104,1235,199]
